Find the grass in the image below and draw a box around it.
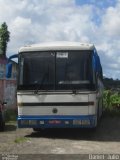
[14,137,28,143]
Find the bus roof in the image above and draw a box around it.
[19,41,95,52]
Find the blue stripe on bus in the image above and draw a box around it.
[17,115,97,128]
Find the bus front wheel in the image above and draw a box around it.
[33,128,42,132]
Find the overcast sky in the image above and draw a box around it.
[0,0,120,79]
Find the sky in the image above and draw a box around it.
[0,0,120,79]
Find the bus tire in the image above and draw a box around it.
[33,128,42,132]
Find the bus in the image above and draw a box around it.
[6,42,104,130]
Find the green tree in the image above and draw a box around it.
[0,22,10,57]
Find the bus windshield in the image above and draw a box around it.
[18,50,95,90]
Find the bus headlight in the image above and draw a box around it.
[20,120,37,125]
[20,120,29,125]
[81,120,90,125]
[29,120,37,125]
[73,119,90,125]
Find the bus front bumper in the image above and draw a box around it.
[18,115,97,128]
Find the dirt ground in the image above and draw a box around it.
[0,116,120,160]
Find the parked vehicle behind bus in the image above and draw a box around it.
[6,42,104,130]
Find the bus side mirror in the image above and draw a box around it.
[6,63,12,78]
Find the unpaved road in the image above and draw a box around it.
[0,116,120,159]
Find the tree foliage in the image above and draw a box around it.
[103,77,120,89]
[0,22,10,57]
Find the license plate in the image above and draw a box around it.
[49,120,61,124]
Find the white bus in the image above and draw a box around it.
[6,42,104,130]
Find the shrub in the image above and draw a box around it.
[103,90,120,116]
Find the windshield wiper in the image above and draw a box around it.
[34,71,49,94]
